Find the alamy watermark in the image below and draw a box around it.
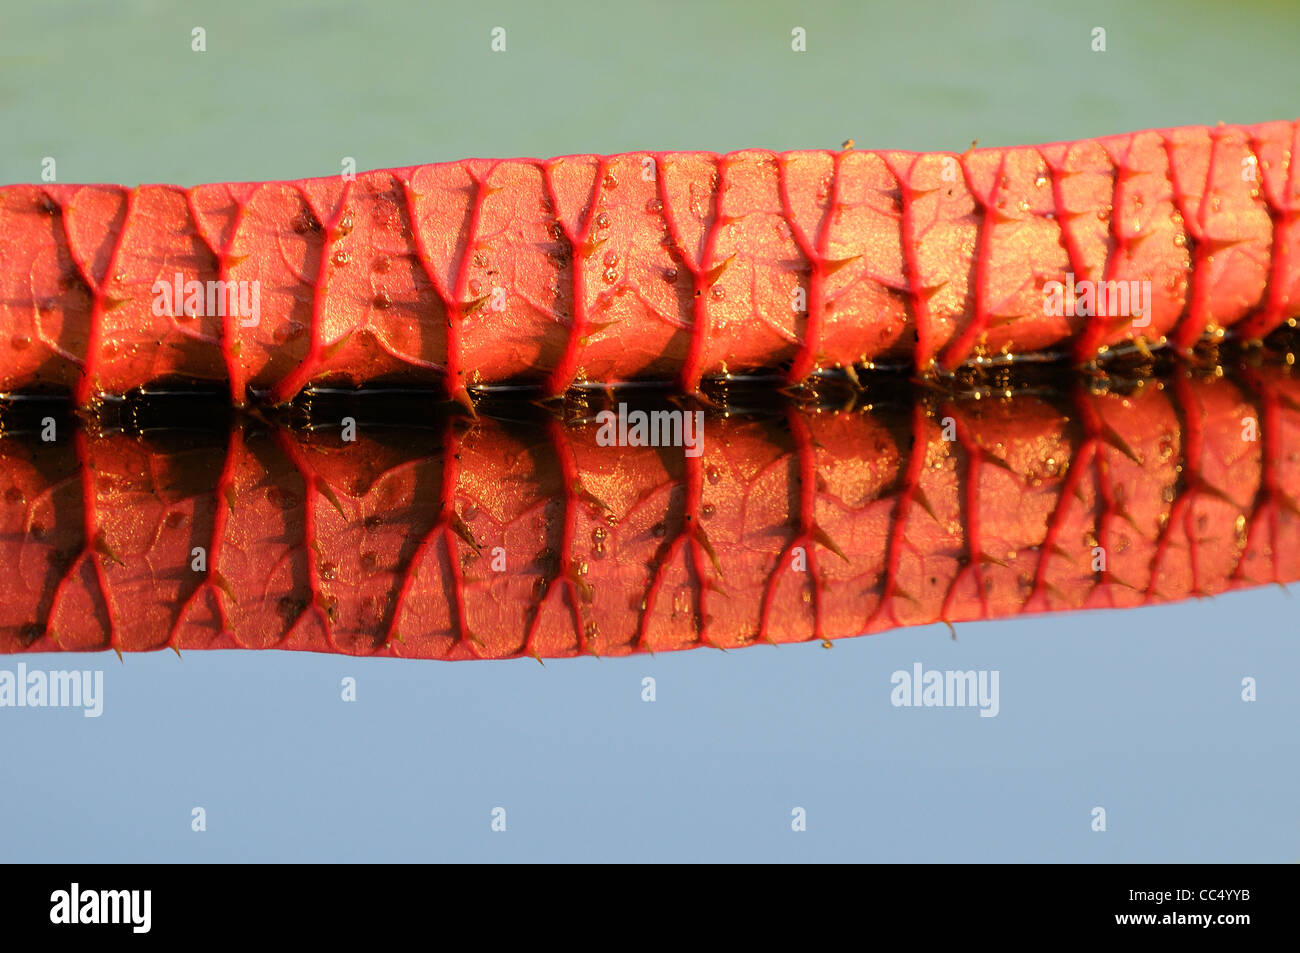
[152,273,261,326]
[1043,273,1151,328]
[50,883,150,933]
[890,662,999,717]
[595,404,705,457]
[0,663,103,717]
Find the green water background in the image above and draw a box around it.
[2,0,1296,186]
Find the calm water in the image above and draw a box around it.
[1,0,1297,862]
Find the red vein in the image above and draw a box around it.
[167,427,236,644]
[757,409,832,642]
[780,153,835,383]
[939,151,1006,369]
[1162,133,1214,353]
[864,400,930,630]
[886,155,935,375]
[518,420,585,658]
[66,188,135,407]
[270,181,354,404]
[940,404,989,620]
[187,185,252,405]
[542,159,603,397]
[671,158,725,393]
[1239,123,1298,340]
[1073,142,1127,362]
